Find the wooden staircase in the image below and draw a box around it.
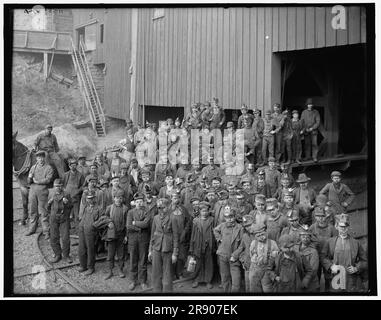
[70,39,106,137]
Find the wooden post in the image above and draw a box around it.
[271,54,282,107]
[129,9,138,123]
[43,52,48,81]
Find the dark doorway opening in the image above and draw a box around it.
[280,44,367,157]
[143,105,184,127]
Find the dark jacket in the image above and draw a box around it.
[127,206,152,235]
[63,170,85,203]
[149,213,179,255]
[321,236,367,274]
[189,216,215,258]
[47,191,73,222]
[274,250,313,292]
[213,222,243,259]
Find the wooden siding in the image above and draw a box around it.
[103,9,132,119]
[72,6,366,121]
[72,9,104,64]
[135,6,366,117]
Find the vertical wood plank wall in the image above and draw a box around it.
[72,6,366,120]
[136,6,366,118]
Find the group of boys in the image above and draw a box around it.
[34,142,366,293]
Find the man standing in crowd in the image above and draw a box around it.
[300,98,321,162]
[248,223,279,293]
[271,103,284,163]
[213,208,243,292]
[319,171,355,214]
[189,202,215,289]
[127,193,152,290]
[48,179,73,263]
[149,198,179,292]
[78,191,103,276]
[104,190,128,280]
[294,173,316,225]
[77,154,90,178]
[321,214,367,292]
[26,150,54,238]
[260,111,275,165]
[33,124,65,178]
[63,158,85,232]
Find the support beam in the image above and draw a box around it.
[48,51,55,77]
[43,52,48,81]
[271,53,282,107]
[129,9,138,123]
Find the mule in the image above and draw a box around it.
[12,131,68,224]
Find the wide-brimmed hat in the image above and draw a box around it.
[296,173,311,184]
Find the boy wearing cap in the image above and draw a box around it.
[257,157,281,196]
[83,163,99,188]
[274,234,313,292]
[48,179,73,263]
[126,193,152,290]
[291,110,302,164]
[26,150,54,238]
[138,169,160,196]
[253,170,272,198]
[265,198,289,242]
[148,198,179,292]
[279,110,293,165]
[271,103,284,163]
[189,197,201,219]
[240,178,256,207]
[189,202,215,289]
[78,191,104,276]
[77,154,90,178]
[104,190,128,280]
[319,171,355,214]
[252,109,265,164]
[170,191,192,279]
[142,184,158,215]
[128,158,141,186]
[213,209,244,292]
[321,214,367,292]
[273,174,295,203]
[260,111,276,165]
[158,174,176,199]
[249,194,268,226]
[63,159,85,232]
[280,210,303,243]
[237,104,254,129]
[119,162,138,195]
[309,207,338,255]
[231,215,256,292]
[248,223,279,293]
[108,175,132,208]
[278,190,300,220]
[235,193,253,224]
[79,175,103,219]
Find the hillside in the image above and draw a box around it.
[12,52,86,139]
